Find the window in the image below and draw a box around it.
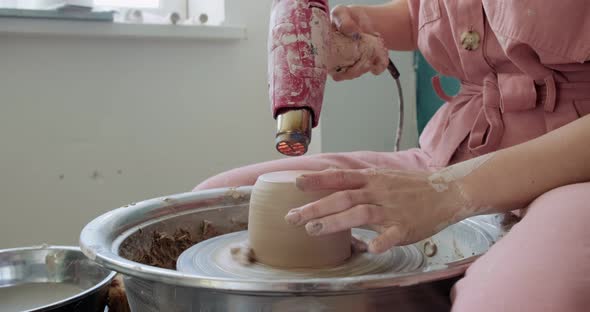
[0,0,226,25]
[97,0,226,25]
[94,0,159,9]
[0,0,160,9]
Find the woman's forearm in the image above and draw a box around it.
[451,114,590,216]
[350,0,416,51]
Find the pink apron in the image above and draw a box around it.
[407,0,590,225]
[413,0,590,168]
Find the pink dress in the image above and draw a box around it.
[196,1,590,310]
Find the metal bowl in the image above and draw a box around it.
[0,245,116,312]
[80,187,509,311]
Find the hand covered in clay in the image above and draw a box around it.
[329,5,389,81]
[284,169,472,253]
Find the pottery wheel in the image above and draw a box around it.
[177,229,425,279]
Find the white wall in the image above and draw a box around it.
[321,0,417,153]
[0,0,416,248]
[322,51,417,153]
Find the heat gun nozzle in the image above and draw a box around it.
[275,109,312,157]
[276,138,308,156]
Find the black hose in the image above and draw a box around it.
[387,59,404,152]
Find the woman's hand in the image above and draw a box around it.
[329,5,389,81]
[284,169,470,253]
[331,5,375,39]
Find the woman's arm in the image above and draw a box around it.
[457,114,590,215]
[332,0,416,51]
[287,115,590,253]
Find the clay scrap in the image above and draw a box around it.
[128,220,221,270]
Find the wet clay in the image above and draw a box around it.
[500,212,521,230]
[128,220,224,270]
[230,236,367,266]
[328,31,389,75]
[248,171,351,268]
[107,274,131,312]
[230,244,256,265]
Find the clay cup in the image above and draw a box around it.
[248,170,352,268]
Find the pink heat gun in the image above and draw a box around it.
[268,0,402,156]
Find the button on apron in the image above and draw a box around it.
[461,30,480,51]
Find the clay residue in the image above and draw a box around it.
[423,240,438,257]
[327,31,389,77]
[107,274,130,312]
[500,212,521,231]
[201,220,222,240]
[351,236,368,253]
[452,238,464,259]
[229,236,368,268]
[127,220,222,270]
[230,245,256,266]
[229,217,248,232]
[224,188,248,201]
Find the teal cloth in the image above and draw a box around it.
[415,51,460,135]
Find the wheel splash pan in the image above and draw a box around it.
[79,186,508,293]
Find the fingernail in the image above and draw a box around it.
[305,221,323,235]
[284,210,301,225]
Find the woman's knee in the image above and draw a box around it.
[525,182,590,218]
[452,182,590,311]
